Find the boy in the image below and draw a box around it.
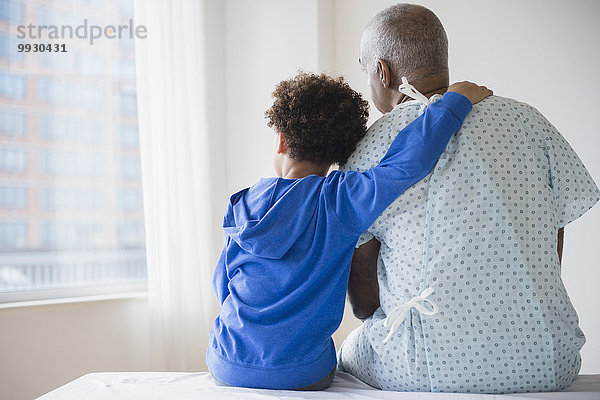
[207,72,491,390]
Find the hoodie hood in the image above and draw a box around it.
[223,176,323,259]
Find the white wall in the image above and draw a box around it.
[223,0,329,195]
[0,298,150,400]
[327,0,600,373]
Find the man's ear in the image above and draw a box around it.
[376,59,392,89]
[277,133,288,154]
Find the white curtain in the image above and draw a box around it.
[134,0,225,371]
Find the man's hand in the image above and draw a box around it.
[448,81,493,104]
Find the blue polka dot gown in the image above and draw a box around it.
[338,95,600,394]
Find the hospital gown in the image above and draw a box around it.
[338,95,600,394]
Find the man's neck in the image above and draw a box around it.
[397,73,449,105]
[400,86,448,104]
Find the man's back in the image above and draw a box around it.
[339,95,599,393]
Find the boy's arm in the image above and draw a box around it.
[324,91,474,236]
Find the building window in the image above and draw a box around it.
[0,0,146,303]
[0,34,25,62]
[0,221,26,250]
[0,35,24,63]
[40,222,103,250]
[117,222,145,248]
[0,147,26,172]
[119,125,139,147]
[119,189,142,211]
[39,151,101,177]
[40,188,102,210]
[120,157,141,180]
[0,34,8,58]
[116,91,137,115]
[36,5,71,27]
[0,72,25,99]
[0,110,26,136]
[0,0,23,23]
[0,185,26,208]
[38,79,103,110]
[39,116,101,143]
[39,50,103,75]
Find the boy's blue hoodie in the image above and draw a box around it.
[207,92,472,389]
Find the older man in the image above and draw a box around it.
[338,3,599,394]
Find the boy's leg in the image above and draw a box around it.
[211,374,229,387]
[212,368,336,391]
[294,367,336,391]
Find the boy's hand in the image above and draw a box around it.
[448,81,493,104]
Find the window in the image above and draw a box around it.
[117,60,136,79]
[117,222,145,248]
[119,157,141,180]
[39,116,101,143]
[0,34,25,62]
[0,0,23,23]
[39,151,101,177]
[0,33,24,62]
[0,221,26,249]
[119,189,142,211]
[116,91,137,115]
[0,147,26,172]
[0,185,26,208]
[0,110,26,135]
[38,79,103,109]
[40,188,102,210]
[40,221,103,250]
[0,0,146,303]
[0,72,25,99]
[0,34,8,58]
[119,125,139,147]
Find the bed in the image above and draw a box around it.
[38,371,600,400]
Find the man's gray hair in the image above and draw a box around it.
[361,3,448,83]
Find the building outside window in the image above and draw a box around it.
[0,185,26,208]
[0,33,23,61]
[39,116,101,143]
[0,221,26,249]
[0,147,25,172]
[0,110,25,135]
[0,71,25,98]
[0,0,147,303]
[0,1,23,23]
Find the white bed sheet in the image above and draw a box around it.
[37,372,600,400]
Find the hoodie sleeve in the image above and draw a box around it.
[324,91,472,236]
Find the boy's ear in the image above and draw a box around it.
[277,133,288,154]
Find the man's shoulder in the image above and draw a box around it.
[471,95,544,119]
[342,95,550,172]
[369,100,429,135]
[342,101,429,171]
[363,95,545,146]
[469,95,557,139]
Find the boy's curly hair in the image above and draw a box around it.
[265,72,369,166]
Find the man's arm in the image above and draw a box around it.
[347,226,563,322]
[558,227,564,264]
[348,238,381,320]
